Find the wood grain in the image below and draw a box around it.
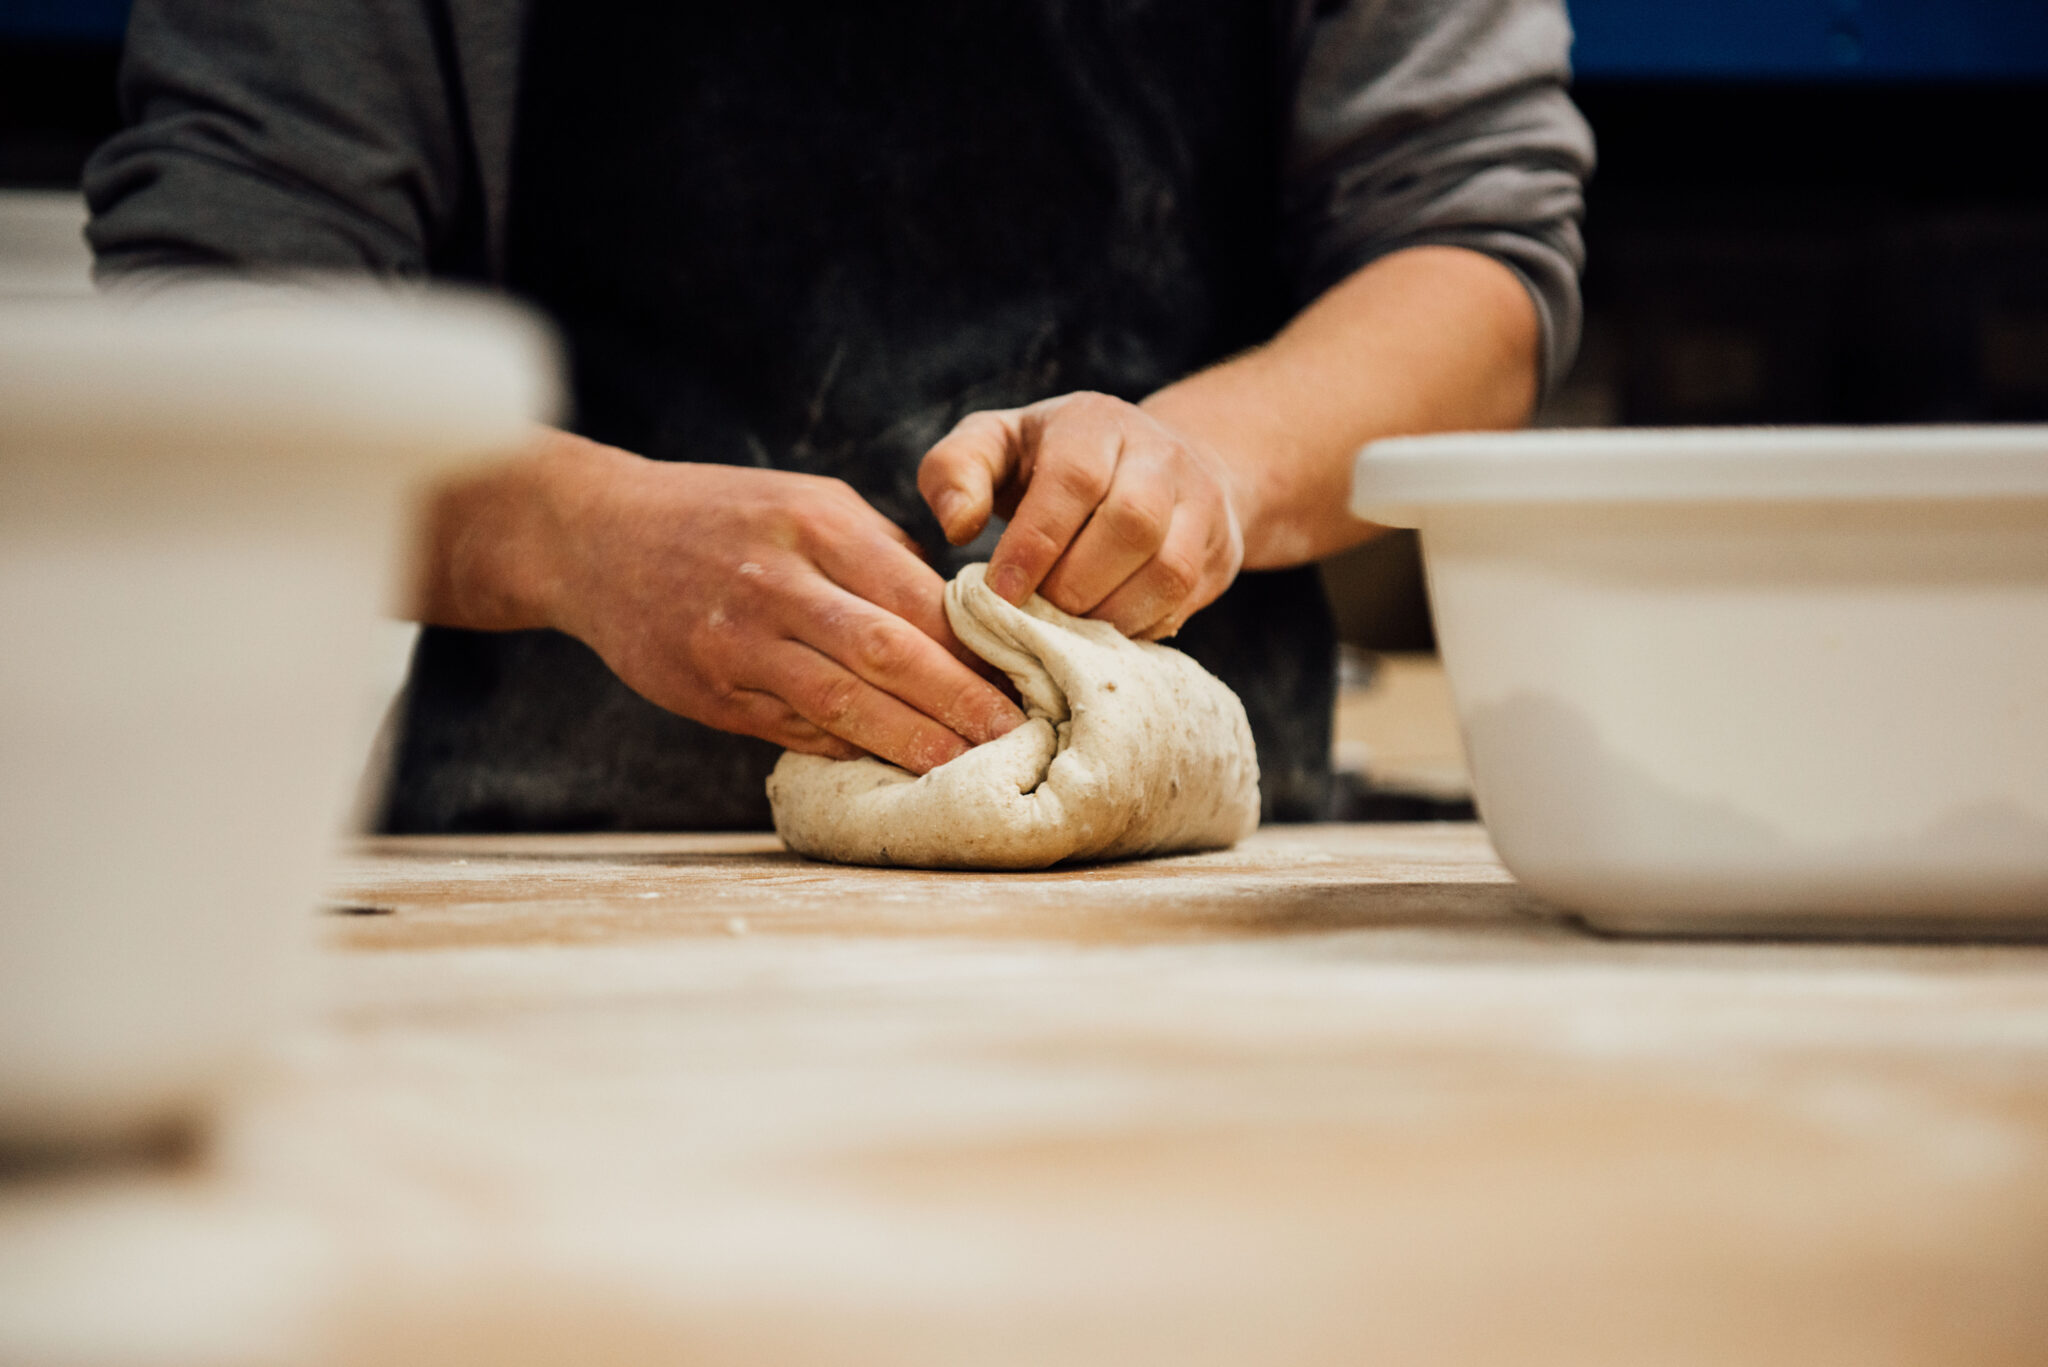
[6,824,2048,1367]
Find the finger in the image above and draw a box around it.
[756,638,977,776]
[812,515,997,681]
[790,473,969,666]
[807,477,927,559]
[1090,501,1233,639]
[815,515,949,638]
[725,689,865,759]
[784,578,1024,745]
[985,396,1123,605]
[1135,612,1191,643]
[919,409,1025,547]
[1035,437,1177,616]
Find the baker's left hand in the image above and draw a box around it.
[917,392,1245,640]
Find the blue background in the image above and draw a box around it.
[0,0,127,43]
[4,0,2048,79]
[1568,0,2048,80]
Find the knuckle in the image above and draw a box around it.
[805,672,864,725]
[803,476,866,521]
[1042,582,1089,617]
[687,602,756,667]
[798,509,860,553]
[1153,551,1202,602]
[1098,494,1168,551]
[1046,456,1112,504]
[783,504,828,548]
[853,617,913,678]
[1067,390,1120,418]
[1009,519,1068,568]
[697,597,738,634]
[959,409,1009,440]
[948,684,993,732]
[707,682,761,731]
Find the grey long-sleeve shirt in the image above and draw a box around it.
[83,0,1594,388]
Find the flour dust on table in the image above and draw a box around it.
[768,563,1260,869]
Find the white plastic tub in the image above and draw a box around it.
[0,286,557,1147]
[1352,426,2048,937]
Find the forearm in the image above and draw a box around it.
[1141,244,1541,568]
[405,427,606,631]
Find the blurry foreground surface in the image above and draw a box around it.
[5,825,2046,1367]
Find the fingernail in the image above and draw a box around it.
[932,489,966,535]
[990,563,1029,604]
[986,705,1024,739]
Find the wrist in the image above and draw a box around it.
[1138,381,1270,560]
[410,427,620,633]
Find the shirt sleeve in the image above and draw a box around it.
[1282,0,1595,393]
[81,0,482,281]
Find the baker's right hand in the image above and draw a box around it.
[413,431,1024,774]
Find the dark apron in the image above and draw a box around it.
[376,0,1335,832]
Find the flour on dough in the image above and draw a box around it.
[767,563,1260,869]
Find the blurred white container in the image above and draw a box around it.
[0,285,557,1146]
[0,190,93,297]
[1353,426,2048,937]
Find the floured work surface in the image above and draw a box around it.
[7,823,2048,1367]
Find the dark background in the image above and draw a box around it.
[5,0,2046,647]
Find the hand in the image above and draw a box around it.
[918,392,1245,639]
[444,435,1024,774]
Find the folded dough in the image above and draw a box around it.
[767,563,1261,869]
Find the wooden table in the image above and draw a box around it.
[5,824,2047,1366]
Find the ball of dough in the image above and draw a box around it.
[767,563,1260,869]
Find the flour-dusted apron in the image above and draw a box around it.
[376,0,1336,832]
